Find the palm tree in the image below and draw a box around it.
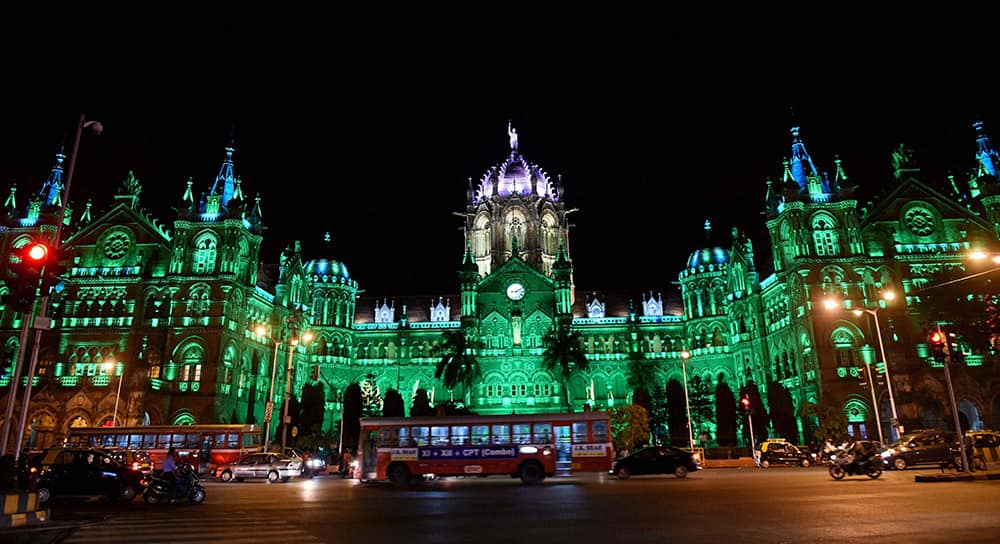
[432,329,482,400]
[542,325,590,409]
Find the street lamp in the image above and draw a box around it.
[824,292,900,443]
[255,324,282,452]
[679,350,694,450]
[103,361,124,427]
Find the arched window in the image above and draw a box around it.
[172,413,196,426]
[193,235,218,274]
[811,213,839,256]
[178,344,205,392]
[831,327,860,368]
[187,284,211,317]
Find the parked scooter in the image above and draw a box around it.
[829,451,882,480]
[143,461,206,504]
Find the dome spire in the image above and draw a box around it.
[974,119,1000,179]
[209,142,237,206]
[38,149,66,209]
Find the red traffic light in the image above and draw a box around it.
[929,331,944,344]
[741,397,750,408]
[25,242,48,262]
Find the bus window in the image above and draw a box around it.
[592,421,609,443]
[115,434,129,448]
[399,427,411,446]
[186,433,200,448]
[243,434,258,447]
[492,424,510,445]
[90,435,102,447]
[102,435,115,447]
[411,427,429,447]
[143,434,156,448]
[451,426,470,445]
[227,434,239,448]
[128,434,142,448]
[171,434,184,447]
[572,422,588,443]
[512,424,531,444]
[431,426,449,447]
[533,423,553,444]
[471,425,489,445]
[214,434,226,448]
[158,434,171,448]
[378,427,399,447]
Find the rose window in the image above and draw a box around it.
[904,207,935,236]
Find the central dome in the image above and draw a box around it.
[304,258,349,280]
[686,247,729,269]
[473,151,556,202]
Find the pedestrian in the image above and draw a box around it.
[341,448,353,478]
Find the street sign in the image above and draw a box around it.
[264,401,274,422]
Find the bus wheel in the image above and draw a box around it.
[220,470,233,483]
[519,461,545,485]
[389,463,411,488]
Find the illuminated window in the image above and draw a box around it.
[491,424,510,444]
[193,236,217,274]
[811,214,840,256]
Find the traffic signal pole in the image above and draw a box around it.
[937,323,969,473]
[0,311,35,454]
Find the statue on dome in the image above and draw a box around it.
[508,120,518,151]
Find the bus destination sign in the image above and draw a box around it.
[418,447,518,460]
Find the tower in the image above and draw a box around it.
[464,123,571,279]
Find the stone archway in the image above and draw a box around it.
[958,399,983,431]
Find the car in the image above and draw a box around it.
[758,442,812,468]
[31,447,145,504]
[967,430,1000,449]
[99,448,153,476]
[880,430,958,470]
[215,452,302,483]
[611,445,701,480]
[285,447,326,477]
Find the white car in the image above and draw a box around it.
[215,453,302,483]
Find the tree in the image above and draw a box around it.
[382,388,405,417]
[432,329,482,399]
[299,381,326,436]
[627,359,658,415]
[714,380,738,447]
[360,373,383,417]
[411,388,433,417]
[665,379,689,447]
[341,383,362,452]
[276,394,301,446]
[766,380,800,443]
[648,385,669,445]
[800,400,850,444]
[609,404,650,453]
[542,326,590,409]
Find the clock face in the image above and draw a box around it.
[506,282,525,301]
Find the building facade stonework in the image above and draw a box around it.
[3,122,1000,450]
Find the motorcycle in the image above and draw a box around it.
[829,453,882,480]
[143,462,206,504]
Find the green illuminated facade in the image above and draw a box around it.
[3,122,1000,450]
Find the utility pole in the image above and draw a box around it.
[937,323,969,473]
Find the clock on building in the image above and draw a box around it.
[506,282,525,301]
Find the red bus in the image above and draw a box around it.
[64,424,262,474]
[357,411,612,486]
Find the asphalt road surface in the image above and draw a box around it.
[50,466,1000,543]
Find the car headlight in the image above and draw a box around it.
[308,459,323,468]
[880,451,891,458]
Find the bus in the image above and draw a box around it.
[64,424,263,474]
[357,411,612,486]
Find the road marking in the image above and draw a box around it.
[63,516,325,544]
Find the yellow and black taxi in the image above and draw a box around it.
[758,439,811,468]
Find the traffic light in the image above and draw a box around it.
[3,242,47,312]
[740,397,751,412]
[857,366,868,390]
[39,245,67,293]
[947,333,965,365]
[929,330,947,364]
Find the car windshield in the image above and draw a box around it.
[888,434,920,448]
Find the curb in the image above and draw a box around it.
[914,471,1000,482]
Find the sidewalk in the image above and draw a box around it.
[914,468,1000,482]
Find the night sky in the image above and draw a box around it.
[1,44,992,303]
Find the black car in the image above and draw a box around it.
[32,447,145,504]
[612,446,701,480]
[880,430,958,470]
[758,442,812,468]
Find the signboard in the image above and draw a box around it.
[572,443,607,457]
[390,448,419,461]
[417,447,518,460]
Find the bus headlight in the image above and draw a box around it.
[543,446,553,456]
[351,460,359,469]
[519,446,539,455]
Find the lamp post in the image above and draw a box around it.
[104,361,124,427]
[679,350,694,450]
[256,324,282,453]
[824,293,901,443]
[742,396,756,454]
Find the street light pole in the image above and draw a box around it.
[111,362,124,426]
[257,324,282,453]
[868,307,901,440]
[861,361,884,445]
[680,351,694,450]
[281,335,297,452]
[937,323,969,473]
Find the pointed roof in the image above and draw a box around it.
[974,120,1000,179]
[789,126,818,191]
[209,144,237,206]
[38,149,66,209]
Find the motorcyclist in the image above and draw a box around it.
[162,447,178,501]
[852,441,874,470]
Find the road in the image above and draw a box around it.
[51,467,1000,543]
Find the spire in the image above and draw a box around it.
[80,199,93,224]
[231,177,245,204]
[209,144,236,206]
[38,149,65,209]
[704,219,712,242]
[554,238,570,268]
[834,155,848,188]
[246,193,263,231]
[115,170,142,210]
[789,126,818,190]
[182,177,194,204]
[511,233,520,259]
[4,184,16,216]
[974,120,1000,179]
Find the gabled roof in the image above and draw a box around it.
[477,255,555,293]
[859,175,993,232]
[64,200,171,247]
